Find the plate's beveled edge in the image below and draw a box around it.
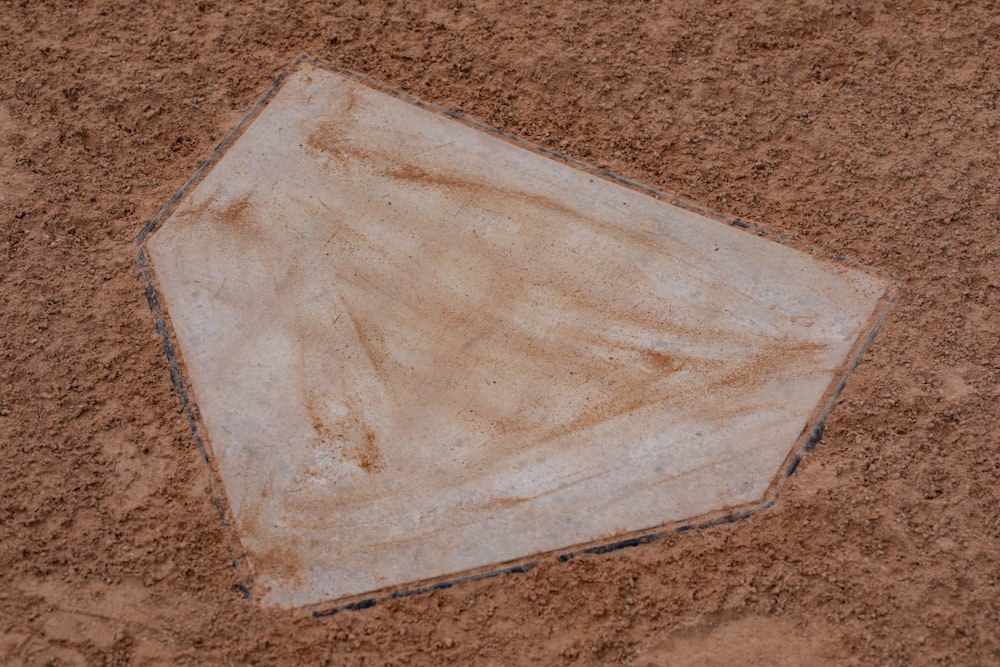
[134,54,897,615]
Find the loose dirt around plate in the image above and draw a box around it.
[1,2,998,665]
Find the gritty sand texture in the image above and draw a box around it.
[1,2,998,665]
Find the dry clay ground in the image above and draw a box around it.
[1,1,999,665]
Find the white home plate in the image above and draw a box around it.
[139,59,890,609]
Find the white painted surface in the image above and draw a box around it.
[145,63,888,608]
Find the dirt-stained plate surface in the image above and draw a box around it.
[142,61,887,608]
[1,2,998,665]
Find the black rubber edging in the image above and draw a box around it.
[134,54,895,616]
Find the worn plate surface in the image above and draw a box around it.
[141,61,889,609]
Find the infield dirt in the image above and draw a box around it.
[1,2,998,665]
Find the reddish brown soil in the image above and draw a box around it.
[1,1,998,665]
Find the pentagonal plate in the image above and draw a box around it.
[138,59,890,609]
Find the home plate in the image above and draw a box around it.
[137,58,891,610]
